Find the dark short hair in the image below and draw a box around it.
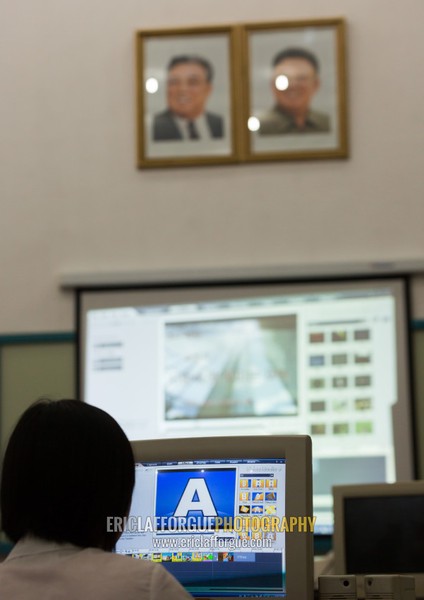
[167,55,214,82]
[0,399,135,551]
[272,47,320,73]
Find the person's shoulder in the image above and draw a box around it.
[258,106,291,135]
[1,540,192,599]
[205,111,224,137]
[307,109,330,132]
[81,548,158,575]
[205,111,223,124]
[153,109,174,123]
[81,550,192,598]
[152,110,182,141]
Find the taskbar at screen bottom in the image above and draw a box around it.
[190,593,286,598]
[119,550,286,597]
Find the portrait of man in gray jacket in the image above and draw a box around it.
[259,47,330,135]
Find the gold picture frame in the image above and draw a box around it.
[135,25,241,168]
[240,18,348,162]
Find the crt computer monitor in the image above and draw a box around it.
[333,482,424,598]
[114,435,314,599]
[79,277,415,534]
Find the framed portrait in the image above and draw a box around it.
[136,25,241,168]
[241,18,348,161]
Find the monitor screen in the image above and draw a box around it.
[333,482,424,597]
[114,435,313,599]
[78,277,415,534]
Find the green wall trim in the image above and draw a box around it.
[412,320,424,330]
[0,332,75,345]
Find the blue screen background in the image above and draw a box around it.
[155,468,236,528]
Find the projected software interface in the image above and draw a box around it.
[115,459,287,598]
[85,286,404,532]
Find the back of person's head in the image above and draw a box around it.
[0,399,135,551]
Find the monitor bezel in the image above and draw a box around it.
[333,481,424,597]
[129,434,314,599]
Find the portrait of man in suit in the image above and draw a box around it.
[259,47,330,135]
[153,55,224,142]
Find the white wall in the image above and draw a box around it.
[1,0,424,333]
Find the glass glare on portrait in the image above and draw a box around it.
[275,75,289,91]
[248,116,260,132]
[145,77,159,94]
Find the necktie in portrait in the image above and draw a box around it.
[187,120,199,139]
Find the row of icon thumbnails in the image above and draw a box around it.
[309,353,371,366]
[309,329,370,344]
[128,551,248,562]
[310,397,372,412]
[238,491,277,501]
[239,504,277,515]
[310,375,372,389]
[239,479,277,489]
[310,420,373,435]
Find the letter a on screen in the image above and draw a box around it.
[174,478,217,517]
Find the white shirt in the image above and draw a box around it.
[173,114,212,140]
[0,536,193,600]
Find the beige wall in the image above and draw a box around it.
[0,0,424,333]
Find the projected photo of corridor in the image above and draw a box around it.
[165,315,298,420]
